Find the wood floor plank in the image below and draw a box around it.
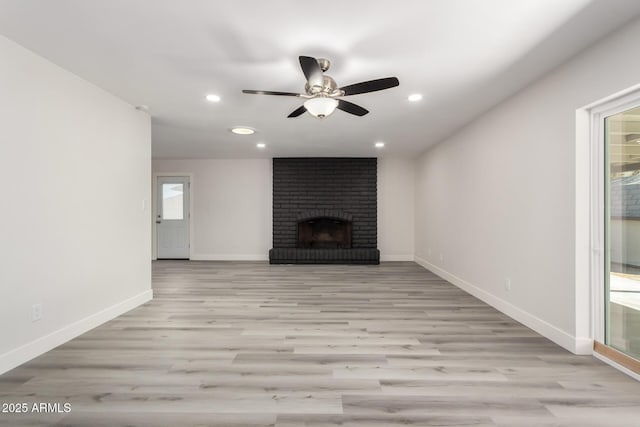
[0,260,639,426]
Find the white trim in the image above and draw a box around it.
[587,105,606,344]
[576,104,605,348]
[0,290,152,375]
[582,83,640,111]
[574,338,595,355]
[381,254,415,262]
[575,108,592,344]
[593,351,640,382]
[191,254,269,261]
[152,172,194,260]
[414,256,591,355]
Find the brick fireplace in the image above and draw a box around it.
[269,157,379,264]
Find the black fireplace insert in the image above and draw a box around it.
[297,217,352,249]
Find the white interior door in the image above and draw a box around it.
[156,176,190,259]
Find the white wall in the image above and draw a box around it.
[414,17,640,354]
[153,159,272,260]
[0,35,152,374]
[378,157,414,260]
[153,157,414,260]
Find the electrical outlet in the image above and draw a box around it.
[505,278,511,291]
[439,253,444,261]
[428,248,432,256]
[32,304,43,322]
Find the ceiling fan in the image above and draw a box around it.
[242,56,399,119]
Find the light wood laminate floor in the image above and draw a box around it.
[1,261,640,426]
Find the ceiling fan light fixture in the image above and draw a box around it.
[206,94,221,102]
[303,97,338,119]
[408,93,422,102]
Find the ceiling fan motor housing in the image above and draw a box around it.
[305,75,339,96]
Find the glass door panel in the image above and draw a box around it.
[606,106,640,360]
[162,183,184,220]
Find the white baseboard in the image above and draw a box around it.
[191,254,269,261]
[381,254,415,262]
[0,289,153,375]
[414,256,589,355]
[574,337,594,355]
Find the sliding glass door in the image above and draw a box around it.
[605,105,640,360]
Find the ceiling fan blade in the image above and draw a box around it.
[287,105,307,118]
[340,77,400,96]
[242,89,301,96]
[337,99,369,116]
[299,56,323,87]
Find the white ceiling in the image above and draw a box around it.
[1,0,640,159]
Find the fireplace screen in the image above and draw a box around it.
[297,217,352,249]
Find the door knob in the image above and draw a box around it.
[156,220,161,224]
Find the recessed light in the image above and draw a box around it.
[206,94,221,102]
[231,127,255,135]
[408,93,422,102]
[256,143,266,148]
[375,142,385,148]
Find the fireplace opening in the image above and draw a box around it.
[297,217,352,249]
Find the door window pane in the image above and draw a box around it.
[162,183,183,220]
[606,106,640,360]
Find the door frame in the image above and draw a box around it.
[589,89,640,345]
[152,172,194,260]
[587,86,640,379]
